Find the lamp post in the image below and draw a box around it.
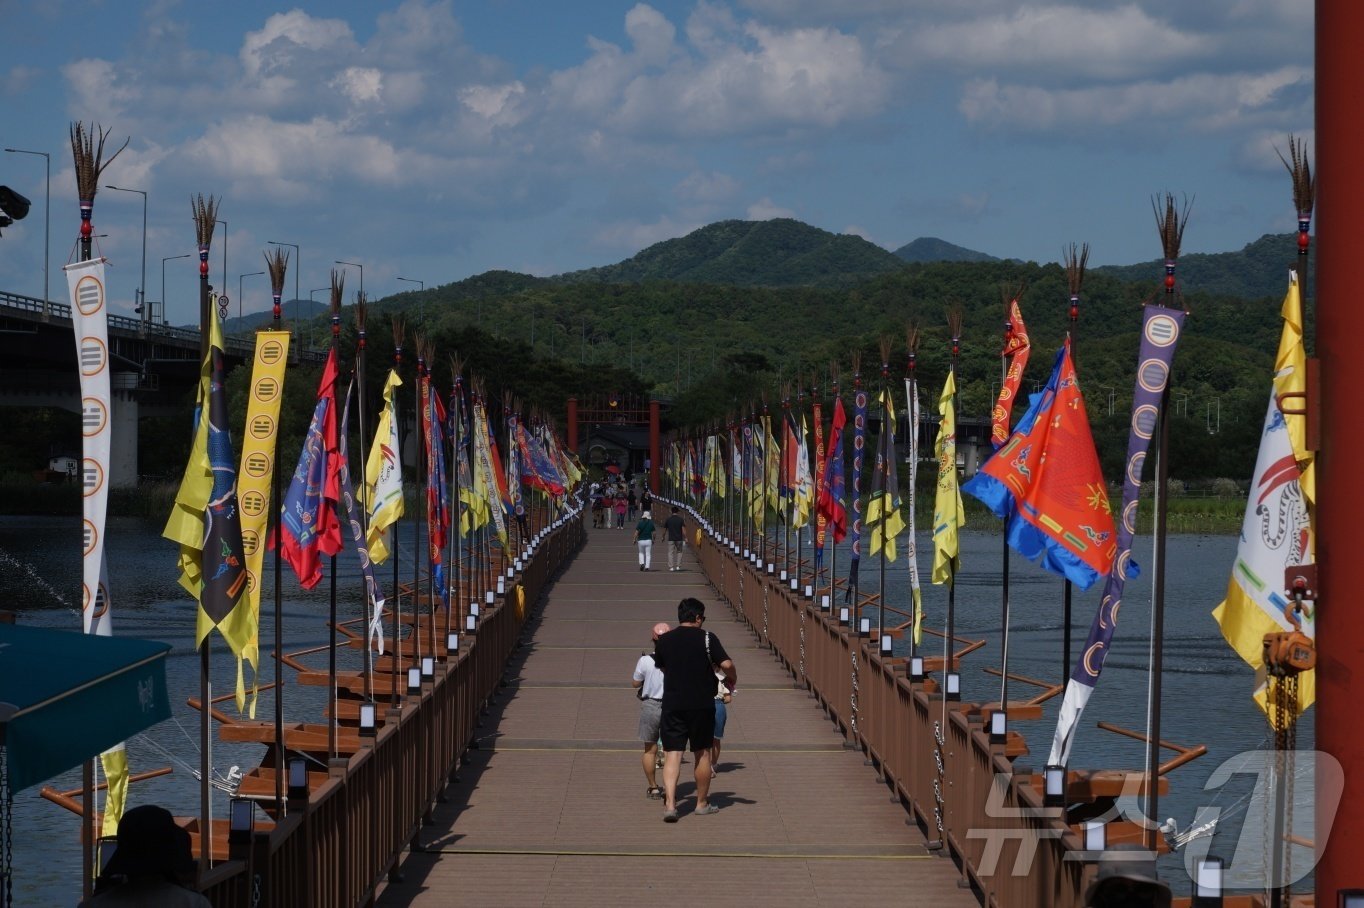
[266,240,300,331]
[396,276,424,325]
[240,271,265,323]
[4,147,50,319]
[335,259,364,302]
[1097,384,1115,416]
[162,253,191,326]
[105,184,147,331]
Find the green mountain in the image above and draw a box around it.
[892,237,998,264]
[1093,233,1309,300]
[219,298,327,334]
[557,218,908,287]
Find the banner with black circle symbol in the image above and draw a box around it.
[233,330,290,716]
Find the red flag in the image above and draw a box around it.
[992,295,1031,447]
[817,397,848,543]
[276,350,342,589]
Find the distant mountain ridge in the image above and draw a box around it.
[1091,233,1308,299]
[556,218,907,288]
[892,237,998,263]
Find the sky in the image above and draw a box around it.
[0,0,1313,325]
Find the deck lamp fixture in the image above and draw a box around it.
[767,562,775,575]
[945,671,961,701]
[421,656,435,681]
[497,575,506,594]
[1340,891,1364,908]
[804,584,814,599]
[990,710,1007,745]
[909,656,925,683]
[839,606,850,627]
[229,797,254,845]
[485,590,495,605]
[466,613,478,632]
[1043,764,1066,808]
[406,667,421,695]
[1192,856,1223,907]
[287,758,308,802]
[447,632,460,653]
[359,701,377,737]
[470,602,480,618]
[780,568,788,581]
[97,836,117,873]
[821,594,831,611]
[880,634,893,656]
[858,617,870,638]
[1082,818,1106,853]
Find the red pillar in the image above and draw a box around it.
[648,399,661,493]
[1315,3,1364,897]
[566,396,578,452]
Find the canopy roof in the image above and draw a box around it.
[0,623,171,792]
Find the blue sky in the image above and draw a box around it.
[1,0,1312,324]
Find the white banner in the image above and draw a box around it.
[66,258,113,636]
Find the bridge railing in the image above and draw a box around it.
[0,289,327,362]
[693,519,1099,908]
[198,509,585,907]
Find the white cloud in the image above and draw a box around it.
[239,10,355,81]
[625,4,678,66]
[747,197,796,220]
[674,170,740,204]
[594,215,701,253]
[333,67,384,105]
[959,66,1311,132]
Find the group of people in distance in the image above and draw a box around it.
[633,597,738,822]
[590,477,649,529]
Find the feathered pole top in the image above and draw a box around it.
[1152,192,1192,308]
[265,247,289,325]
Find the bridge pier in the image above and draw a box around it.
[110,376,139,489]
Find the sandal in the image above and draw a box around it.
[694,804,720,815]
[646,786,663,799]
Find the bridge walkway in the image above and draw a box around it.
[375,520,978,907]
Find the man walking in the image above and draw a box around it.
[664,506,686,572]
[653,598,737,821]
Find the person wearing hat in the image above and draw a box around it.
[1084,844,1172,908]
[81,804,211,906]
[631,622,671,799]
[635,509,657,571]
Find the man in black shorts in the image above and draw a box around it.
[653,597,738,821]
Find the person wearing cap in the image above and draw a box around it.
[81,804,211,906]
[635,509,656,571]
[1083,844,1172,908]
[631,622,671,799]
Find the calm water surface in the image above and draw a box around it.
[2,516,1314,903]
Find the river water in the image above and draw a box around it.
[2,515,1317,904]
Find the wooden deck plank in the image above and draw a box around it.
[376,523,977,907]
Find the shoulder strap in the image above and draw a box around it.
[704,631,710,660]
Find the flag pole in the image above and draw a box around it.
[192,194,218,876]
[267,249,289,814]
[1144,194,1189,851]
[877,341,891,654]
[411,339,426,674]
[327,272,342,761]
[447,362,463,656]
[904,336,917,674]
[356,295,373,703]
[847,358,864,607]
[998,322,1010,714]
[389,321,405,709]
[1063,247,1087,690]
[826,369,840,619]
[70,120,127,899]
[945,308,963,687]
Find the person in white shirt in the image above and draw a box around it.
[632,622,671,799]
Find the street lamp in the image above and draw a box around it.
[266,240,300,330]
[334,260,364,302]
[161,253,191,326]
[239,271,264,323]
[105,185,147,330]
[1097,384,1115,417]
[5,147,50,319]
[396,276,424,325]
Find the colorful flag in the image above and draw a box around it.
[197,334,250,651]
[867,389,905,560]
[365,369,404,564]
[337,379,388,654]
[65,257,126,834]
[276,350,343,590]
[992,295,1031,447]
[931,370,965,585]
[233,330,290,715]
[818,397,848,543]
[812,399,828,567]
[963,340,1126,591]
[1048,305,1185,766]
[1212,270,1314,725]
[794,414,813,530]
[847,385,869,593]
[904,376,924,644]
[424,371,451,605]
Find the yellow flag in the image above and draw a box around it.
[99,744,128,837]
[1274,271,1314,510]
[233,330,290,715]
[162,317,221,598]
[931,370,965,584]
[365,369,405,563]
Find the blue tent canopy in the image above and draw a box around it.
[0,622,171,792]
